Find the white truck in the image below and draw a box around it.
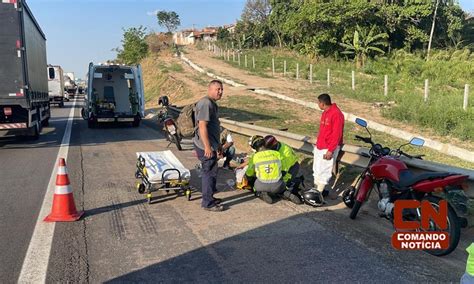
[83,63,145,128]
[64,73,77,97]
[47,65,65,107]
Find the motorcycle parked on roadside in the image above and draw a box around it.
[342,118,470,256]
[158,96,182,151]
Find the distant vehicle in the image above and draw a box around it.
[75,79,86,94]
[0,0,50,139]
[83,63,145,128]
[65,72,75,82]
[47,65,65,107]
[64,75,77,96]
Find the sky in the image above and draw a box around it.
[28,0,246,78]
[28,0,473,79]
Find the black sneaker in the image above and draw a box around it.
[282,190,302,205]
[288,193,303,205]
[203,204,225,212]
[322,189,330,198]
[259,192,274,204]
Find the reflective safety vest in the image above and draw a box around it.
[246,150,282,183]
[467,243,474,276]
[278,142,298,182]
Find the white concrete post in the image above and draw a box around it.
[296,63,299,80]
[424,79,429,102]
[384,75,388,96]
[238,53,241,66]
[352,71,355,91]
[244,55,247,68]
[272,58,275,76]
[464,84,469,111]
[327,69,331,87]
[232,52,235,62]
[284,60,287,76]
[252,56,255,69]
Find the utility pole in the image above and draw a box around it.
[427,0,439,61]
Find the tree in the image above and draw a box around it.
[217,27,231,43]
[235,0,274,48]
[156,10,180,34]
[340,25,388,68]
[242,0,271,23]
[115,26,149,65]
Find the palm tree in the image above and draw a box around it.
[340,25,388,68]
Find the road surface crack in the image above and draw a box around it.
[80,145,90,283]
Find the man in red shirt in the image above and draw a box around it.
[313,93,345,200]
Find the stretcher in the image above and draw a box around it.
[135,150,192,204]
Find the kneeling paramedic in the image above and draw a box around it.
[245,136,299,204]
[264,135,302,204]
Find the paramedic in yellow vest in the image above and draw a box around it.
[461,242,474,284]
[264,135,299,185]
[263,135,303,204]
[245,136,285,204]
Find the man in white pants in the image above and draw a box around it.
[313,93,344,200]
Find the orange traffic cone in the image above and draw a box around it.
[44,158,83,222]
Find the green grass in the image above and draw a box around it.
[212,46,474,142]
[220,93,474,169]
[168,63,184,72]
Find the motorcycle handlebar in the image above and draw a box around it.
[400,151,414,159]
[355,135,372,144]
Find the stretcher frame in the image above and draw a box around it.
[135,154,192,204]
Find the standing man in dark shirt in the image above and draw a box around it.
[193,80,225,212]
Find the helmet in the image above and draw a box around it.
[249,135,265,150]
[264,135,278,150]
[249,135,263,147]
[302,189,324,207]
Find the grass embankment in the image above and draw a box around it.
[207,45,474,142]
[141,54,190,107]
[140,52,474,169]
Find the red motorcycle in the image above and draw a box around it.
[342,118,470,256]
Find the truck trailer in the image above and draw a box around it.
[47,65,65,107]
[0,0,50,139]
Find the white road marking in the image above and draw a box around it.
[17,99,77,283]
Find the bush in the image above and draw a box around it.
[147,33,172,54]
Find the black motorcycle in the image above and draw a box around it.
[158,96,182,151]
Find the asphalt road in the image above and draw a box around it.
[0,101,73,281]
[0,98,470,283]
